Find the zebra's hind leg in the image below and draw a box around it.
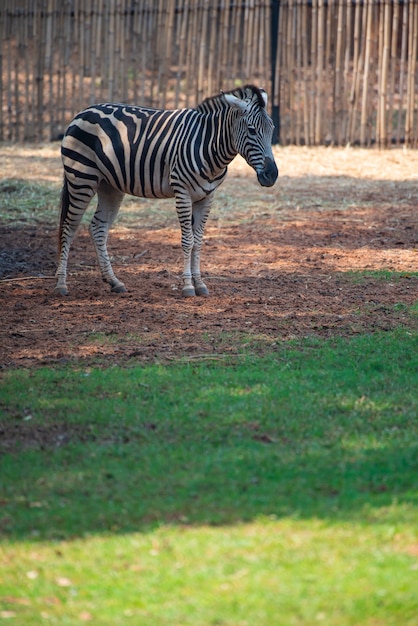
[90,181,126,293]
[54,176,96,296]
[191,195,214,296]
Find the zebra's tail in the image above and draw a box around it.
[58,176,70,257]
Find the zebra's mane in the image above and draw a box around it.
[196,84,266,112]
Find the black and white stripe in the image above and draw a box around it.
[55,85,278,297]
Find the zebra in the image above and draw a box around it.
[54,84,278,297]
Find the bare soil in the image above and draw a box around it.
[0,145,417,369]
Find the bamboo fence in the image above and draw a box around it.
[0,0,417,146]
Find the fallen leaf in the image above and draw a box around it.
[55,577,72,587]
[79,611,92,621]
[2,597,30,606]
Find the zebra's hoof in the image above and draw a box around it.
[53,286,68,296]
[182,286,196,298]
[111,283,127,293]
[195,285,209,297]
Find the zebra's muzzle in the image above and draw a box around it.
[257,157,278,187]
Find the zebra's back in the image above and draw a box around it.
[62,103,194,199]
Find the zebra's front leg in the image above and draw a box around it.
[175,192,196,297]
[90,182,126,293]
[191,194,214,296]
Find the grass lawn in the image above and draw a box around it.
[1,330,417,625]
[1,144,417,624]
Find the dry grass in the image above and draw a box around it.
[1,143,418,183]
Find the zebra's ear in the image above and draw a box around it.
[260,89,268,106]
[223,93,249,113]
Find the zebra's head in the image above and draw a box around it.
[223,86,278,187]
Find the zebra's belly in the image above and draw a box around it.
[129,184,175,200]
[119,162,174,199]
[125,175,222,202]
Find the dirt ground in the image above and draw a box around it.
[0,145,417,369]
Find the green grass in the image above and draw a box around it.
[0,179,59,225]
[343,269,418,283]
[0,177,178,229]
[1,330,417,625]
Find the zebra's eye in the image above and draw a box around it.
[248,126,257,136]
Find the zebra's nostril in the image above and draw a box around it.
[257,157,278,187]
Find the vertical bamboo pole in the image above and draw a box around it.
[4,2,13,139]
[251,0,259,83]
[310,0,318,145]
[55,0,64,131]
[378,0,391,147]
[182,0,190,106]
[243,0,250,81]
[107,0,115,102]
[348,0,362,144]
[315,0,325,144]
[207,2,218,95]
[360,0,373,146]
[218,0,230,88]
[5,0,14,141]
[248,0,256,83]
[160,0,175,108]
[274,0,284,141]
[131,0,140,103]
[185,1,198,106]
[334,0,344,145]
[29,0,37,133]
[397,0,408,143]
[405,0,418,147]
[341,0,352,143]
[102,0,109,100]
[388,0,399,144]
[55,0,61,126]
[295,0,302,145]
[114,0,121,101]
[122,0,128,104]
[35,0,47,140]
[175,0,186,107]
[13,1,21,141]
[62,0,72,121]
[325,0,332,67]
[413,2,418,147]
[231,0,243,84]
[84,0,92,93]
[198,0,209,103]
[0,0,4,141]
[139,0,147,104]
[69,0,78,114]
[22,0,32,140]
[146,0,153,104]
[45,0,55,140]
[290,0,302,146]
[156,0,165,107]
[123,0,130,102]
[6,0,12,140]
[286,0,295,144]
[376,0,384,146]
[91,0,101,103]
[78,0,85,110]
[301,0,309,145]
[258,1,266,86]
[149,0,157,106]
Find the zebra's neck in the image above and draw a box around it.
[195,98,239,169]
